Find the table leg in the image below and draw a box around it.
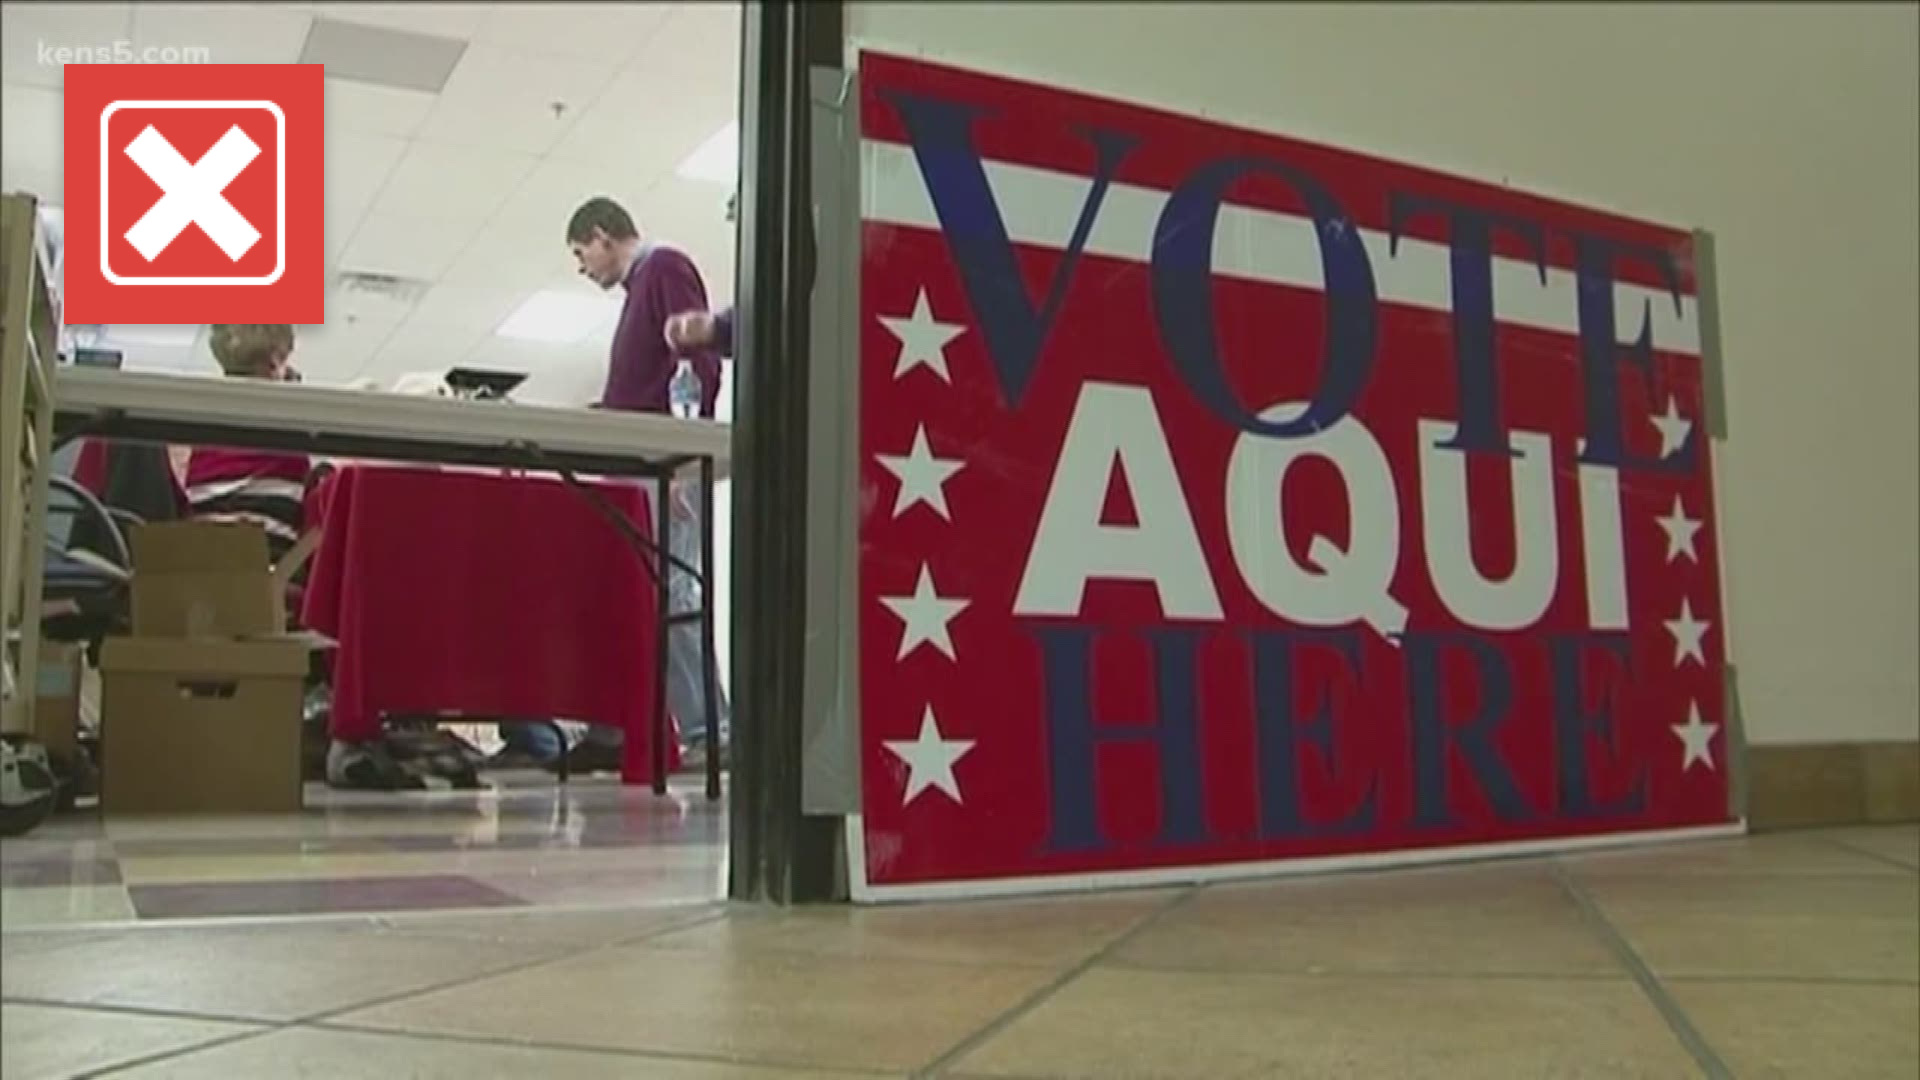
[700,456,720,802]
[652,474,672,795]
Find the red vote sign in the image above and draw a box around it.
[852,52,1735,900]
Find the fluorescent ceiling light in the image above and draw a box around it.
[495,289,621,344]
[676,120,738,185]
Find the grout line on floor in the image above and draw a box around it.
[1098,958,1634,982]
[0,929,132,962]
[292,908,736,1027]
[0,994,268,1028]
[72,1026,284,1080]
[603,903,744,949]
[1550,862,1733,1080]
[1662,973,1920,988]
[308,1017,902,1077]
[0,893,725,936]
[910,884,1205,1079]
[1810,833,1920,873]
[355,900,726,948]
[66,908,736,1079]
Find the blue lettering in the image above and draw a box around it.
[1571,235,1696,471]
[1150,157,1379,437]
[1249,629,1378,838]
[1402,631,1533,828]
[1035,625,1211,854]
[882,90,1138,409]
[1388,195,1549,457]
[1547,634,1649,820]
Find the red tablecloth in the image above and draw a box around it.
[301,465,675,783]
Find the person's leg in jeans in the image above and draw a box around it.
[667,481,731,756]
[496,720,564,765]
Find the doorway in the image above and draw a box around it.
[0,0,843,927]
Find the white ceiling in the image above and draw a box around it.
[0,1,741,406]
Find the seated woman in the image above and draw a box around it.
[185,325,311,564]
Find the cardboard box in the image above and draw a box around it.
[33,641,82,759]
[128,523,317,639]
[99,637,309,815]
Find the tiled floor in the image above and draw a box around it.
[2,822,1916,1078]
[1,775,725,928]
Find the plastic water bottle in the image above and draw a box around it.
[669,359,701,419]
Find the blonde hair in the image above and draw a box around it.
[208,324,294,378]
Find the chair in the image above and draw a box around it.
[51,439,182,654]
[40,475,134,654]
[35,475,133,811]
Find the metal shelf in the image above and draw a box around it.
[26,330,49,392]
[0,191,56,738]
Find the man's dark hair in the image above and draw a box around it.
[566,197,637,244]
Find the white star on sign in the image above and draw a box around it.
[1671,702,1719,772]
[885,705,976,805]
[879,564,970,661]
[879,289,965,382]
[1650,397,1693,459]
[1656,494,1704,564]
[876,425,965,520]
[1663,598,1711,668]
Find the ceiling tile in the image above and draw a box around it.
[327,277,426,327]
[459,336,604,393]
[300,2,492,40]
[406,283,529,332]
[629,176,737,300]
[441,222,576,291]
[416,45,619,155]
[544,71,687,173]
[495,281,623,357]
[324,130,407,261]
[371,141,537,223]
[293,314,404,381]
[516,354,607,409]
[337,211,481,281]
[324,76,436,138]
[487,154,651,243]
[635,175,735,238]
[664,0,743,40]
[369,314,490,374]
[475,2,673,64]
[128,3,311,65]
[646,2,743,90]
[546,8,737,173]
[301,16,466,94]
[0,3,133,90]
[0,84,64,202]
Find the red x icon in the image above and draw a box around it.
[64,63,324,324]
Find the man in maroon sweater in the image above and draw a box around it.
[565,197,731,771]
[569,197,722,414]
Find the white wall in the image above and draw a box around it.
[848,1,1920,745]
